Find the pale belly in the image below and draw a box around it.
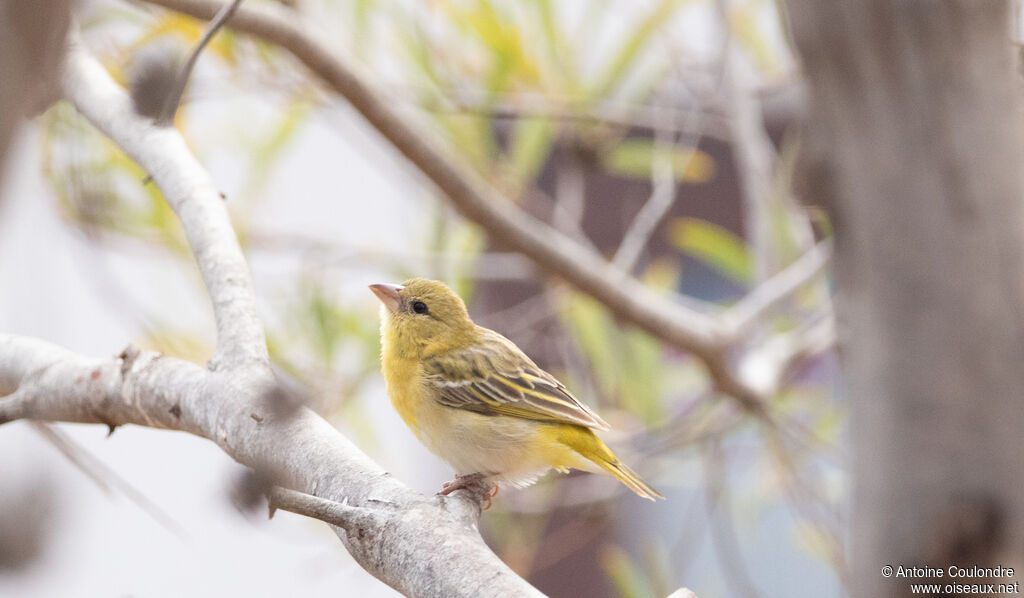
[414,397,581,488]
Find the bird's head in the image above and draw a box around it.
[369,278,476,357]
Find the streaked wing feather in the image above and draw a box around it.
[424,329,610,430]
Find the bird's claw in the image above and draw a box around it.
[439,473,497,509]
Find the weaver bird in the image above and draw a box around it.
[370,278,663,502]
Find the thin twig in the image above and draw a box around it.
[417,90,733,142]
[267,486,377,531]
[609,26,722,274]
[552,153,586,238]
[724,240,833,337]
[245,231,537,280]
[157,0,244,125]
[31,422,190,539]
[702,441,764,598]
[736,313,835,398]
[612,124,680,272]
[716,0,778,283]
[761,426,848,585]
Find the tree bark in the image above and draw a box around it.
[788,2,1024,596]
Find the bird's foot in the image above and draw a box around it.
[440,473,498,510]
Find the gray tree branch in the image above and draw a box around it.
[157,0,243,125]
[64,38,266,372]
[0,334,542,597]
[723,239,833,338]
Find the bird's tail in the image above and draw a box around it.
[557,425,664,501]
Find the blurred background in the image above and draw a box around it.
[0,0,844,596]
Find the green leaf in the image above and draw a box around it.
[620,329,664,424]
[667,217,752,284]
[590,0,686,96]
[532,0,571,79]
[507,116,554,184]
[561,293,619,396]
[604,139,714,183]
[600,544,658,598]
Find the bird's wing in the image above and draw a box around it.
[422,328,610,430]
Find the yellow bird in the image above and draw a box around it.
[370,278,663,502]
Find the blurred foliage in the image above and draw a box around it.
[603,139,715,183]
[667,216,753,284]
[602,543,660,598]
[33,1,842,597]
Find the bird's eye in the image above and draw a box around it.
[411,300,429,315]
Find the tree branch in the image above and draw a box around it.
[0,332,543,597]
[63,37,266,371]
[157,0,244,125]
[723,239,832,337]
[612,125,680,272]
[30,421,189,538]
[417,92,733,143]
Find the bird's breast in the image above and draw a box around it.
[382,354,424,431]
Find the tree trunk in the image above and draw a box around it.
[787,2,1024,597]
[0,1,70,187]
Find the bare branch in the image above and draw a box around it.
[552,155,586,238]
[723,240,832,337]
[717,0,817,277]
[415,88,733,142]
[716,0,780,283]
[157,0,244,125]
[245,231,537,279]
[612,126,680,272]
[702,442,764,598]
[268,486,379,532]
[63,38,266,371]
[736,315,836,398]
[30,422,189,539]
[0,333,544,597]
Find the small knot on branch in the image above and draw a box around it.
[118,344,141,377]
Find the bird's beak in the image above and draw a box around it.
[369,283,404,314]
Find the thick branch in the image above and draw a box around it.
[0,333,543,597]
[62,39,266,371]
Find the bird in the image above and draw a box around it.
[369,278,663,503]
